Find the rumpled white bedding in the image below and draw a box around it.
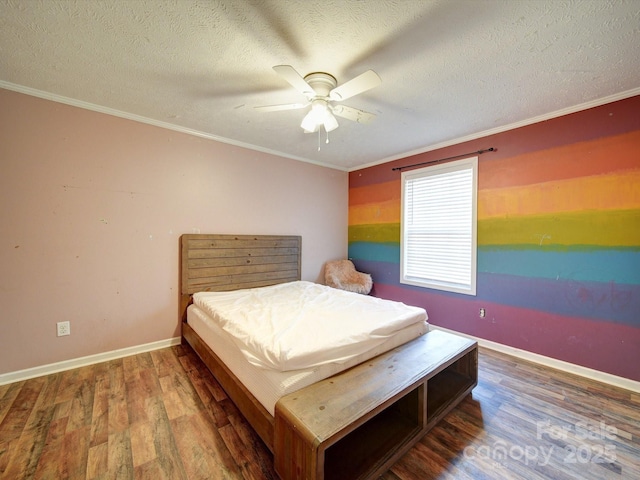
[192,280,428,371]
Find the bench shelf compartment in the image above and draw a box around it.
[274,330,478,480]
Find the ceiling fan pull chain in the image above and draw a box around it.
[326,130,330,144]
[317,128,321,151]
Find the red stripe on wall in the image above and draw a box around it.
[350,95,640,188]
[478,131,640,190]
[350,180,400,206]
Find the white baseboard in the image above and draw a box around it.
[430,326,640,394]
[0,337,182,385]
[4,329,638,394]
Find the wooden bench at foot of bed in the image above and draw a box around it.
[274,329,478,480]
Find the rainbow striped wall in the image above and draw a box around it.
[349,96,640,381]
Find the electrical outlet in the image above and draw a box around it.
[479,308,486,318]
[57,321,71,336]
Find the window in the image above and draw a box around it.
[400,157,477,295]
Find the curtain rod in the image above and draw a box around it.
[391,147,495,171]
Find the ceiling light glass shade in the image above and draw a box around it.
[323,112,338,132]
[301,110,320,132]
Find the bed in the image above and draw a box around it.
[180,234,478,480]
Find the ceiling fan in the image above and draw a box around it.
[255,65,381,136]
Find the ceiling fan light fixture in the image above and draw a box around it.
[258,65,381,139]
[301,99,337,133]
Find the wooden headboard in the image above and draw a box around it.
[179,234,301,320]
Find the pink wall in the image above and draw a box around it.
[0,89,348,375]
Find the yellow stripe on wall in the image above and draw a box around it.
[351,171,640,225]
[479,170,640,219]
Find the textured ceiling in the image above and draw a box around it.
[1,0,639,171]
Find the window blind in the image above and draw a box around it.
[401,157,477,295]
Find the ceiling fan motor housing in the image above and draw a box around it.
[303,72,337,98]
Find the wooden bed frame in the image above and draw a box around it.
[180,234,478,480]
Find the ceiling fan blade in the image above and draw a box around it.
[273,65,316,98]
[329,70,381,101]
[332,105,377,124]
[254,102,308,112]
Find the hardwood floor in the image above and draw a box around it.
[1,344,639,479]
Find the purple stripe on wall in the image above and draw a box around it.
[374,283,640,382]
[355,259,640,326]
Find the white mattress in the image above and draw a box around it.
[192,280,428,371]
[187,304,428,416]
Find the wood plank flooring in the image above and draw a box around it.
[1,344,639,479]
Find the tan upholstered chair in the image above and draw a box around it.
[324,259,373,295]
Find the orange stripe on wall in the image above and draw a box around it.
[479,130,640,190]
[350,180,400,206]
[479,170,640,219]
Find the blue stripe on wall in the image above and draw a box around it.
[350,242,640,284]
[351,258,640,326]
[348,241,399,263]
[478,246,640,285]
